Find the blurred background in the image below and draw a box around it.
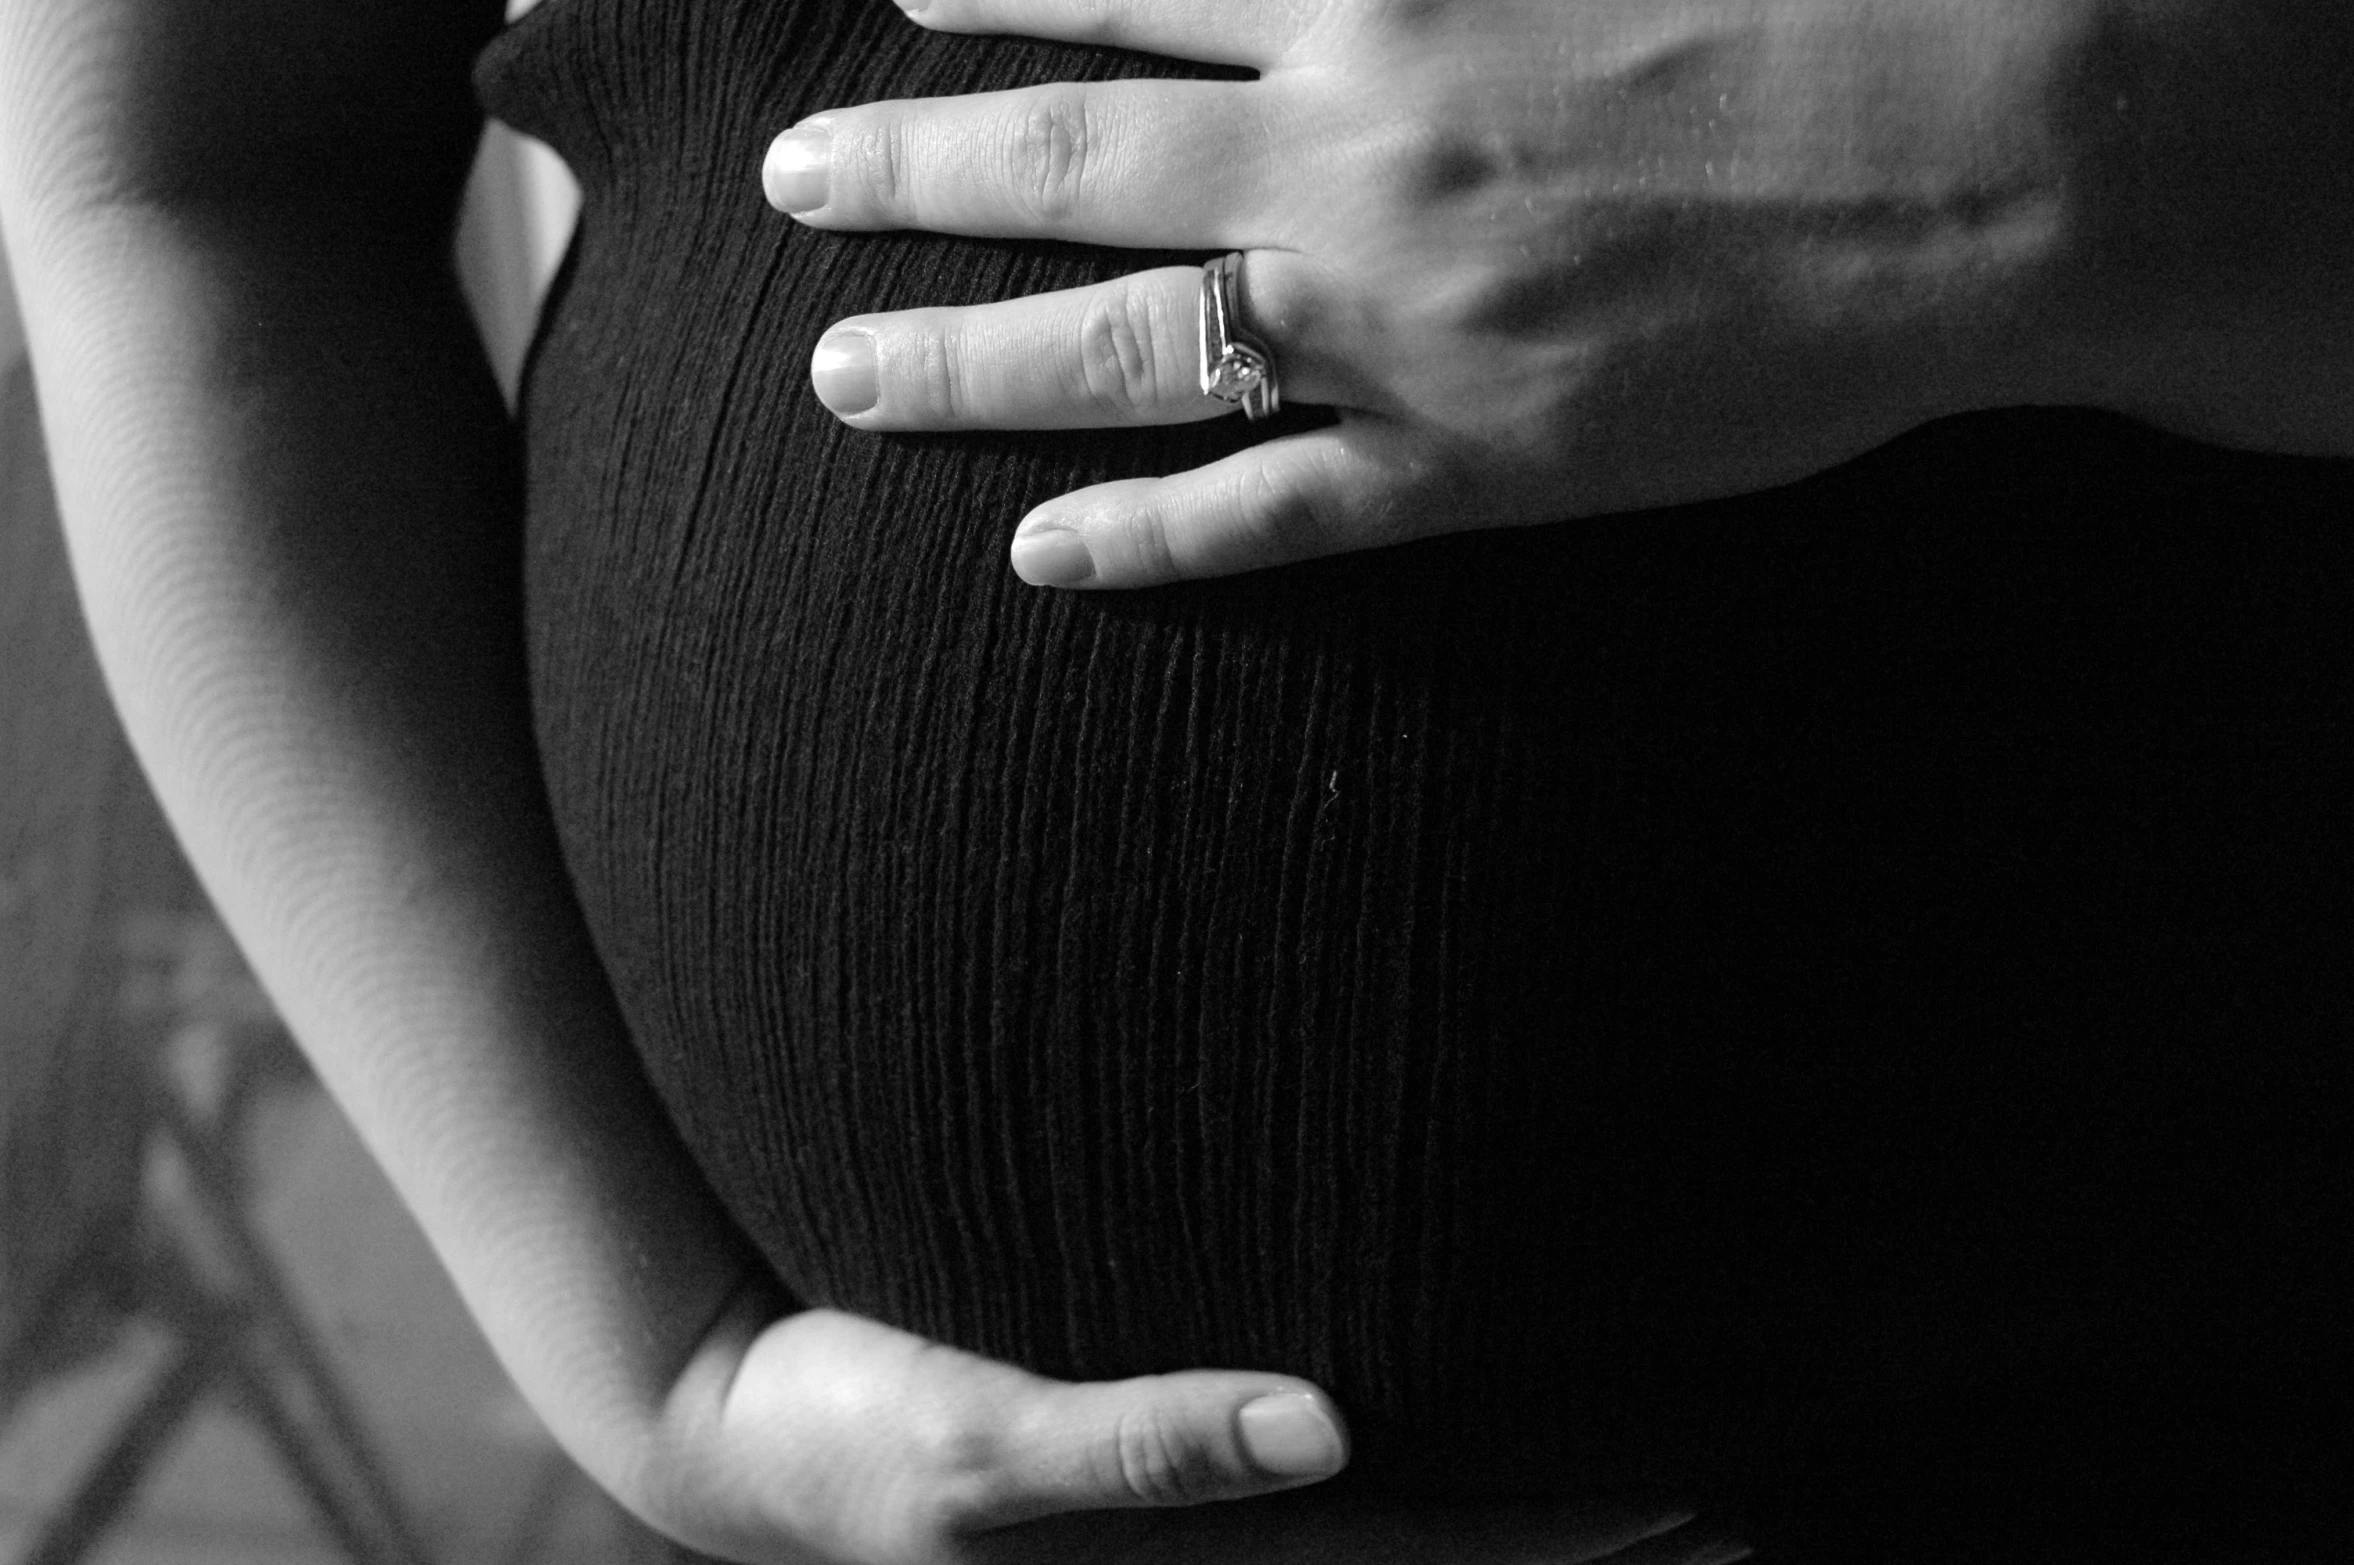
[0,69,685,1562]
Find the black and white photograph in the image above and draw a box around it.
[4,1,2348,1560]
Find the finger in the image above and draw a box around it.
[961,1373,1350,1530]
[892,0,1323,70]
[1007,420,1453,589]
[811,258,1340,430]
[765,80,1276,244]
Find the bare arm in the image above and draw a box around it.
[0,0,767,1509]
[0,4,1388,1560]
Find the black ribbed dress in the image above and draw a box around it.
[476,3,2352,1558]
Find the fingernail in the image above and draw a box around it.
[896,0,932,12]
[763,125,829,212]
[1236,1392,1345,1479]
[811,332,877,416]
[1009,528,1095,588]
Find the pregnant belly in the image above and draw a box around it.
[490,0,2354,1524]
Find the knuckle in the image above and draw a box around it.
[904,1395,1014,1532]
[1118,496,1186,584]
[1382,118,1506,204]
[1074,290,1168,422]
[848,114,915,218]
[909,325,968,424]
[1235,460,1338,568]
[1006,86,1094,225]
[1109,1403,1222,1507]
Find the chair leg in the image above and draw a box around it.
[154,1090,440,1565]
[17,1341,215,1565]
[0,1231,113,1420]
[222,1338,439,1565]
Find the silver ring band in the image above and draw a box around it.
[1199,252,1280,421]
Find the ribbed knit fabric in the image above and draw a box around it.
[477,3,2352,1555]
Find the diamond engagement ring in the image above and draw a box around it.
[1199,252,1280,421]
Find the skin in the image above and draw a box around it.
[0,0,1728,1559]
[27,0,2342,1549]
[770,0,2354,588]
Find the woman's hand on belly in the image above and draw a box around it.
[761,0,2107,587]
[638,1293,1733,1564]
[770,0,2354,589]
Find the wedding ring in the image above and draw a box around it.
[1199,252,1280,421]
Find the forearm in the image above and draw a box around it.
[1,106,764,1510]
[1761,0,2354,451]
[2058,0,2354,449]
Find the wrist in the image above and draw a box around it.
[595,1275,792,1552]
[1741,0,2111,422]
[1894,0,2118,420]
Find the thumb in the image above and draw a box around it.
[972,1372,1350,1527]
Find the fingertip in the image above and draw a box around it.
[1012,480,1181,590]
[890,0,957,27]
[762,122,830,214]
[811,331,879,417]
[1235,1389,1348,1482]
[1008,524,1096,588]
